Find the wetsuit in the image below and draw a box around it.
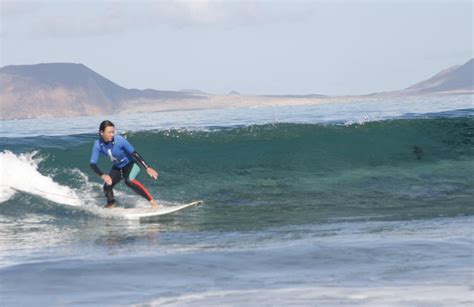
[90,135,154,205]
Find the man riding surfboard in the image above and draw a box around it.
[90,120,159,208]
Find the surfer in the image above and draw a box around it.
[90,120,159,208]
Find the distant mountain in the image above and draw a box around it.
[368,58,473,97]
[180,89,208,95]
[403,59,473,94]
[228,90,240,95]
[0,63,202,119]
[263,94,328,99]
[1,60,472,120]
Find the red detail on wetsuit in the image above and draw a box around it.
[131,179,153,201]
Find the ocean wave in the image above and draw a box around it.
[1,117,473,222]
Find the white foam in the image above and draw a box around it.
[0,151,82,206]
[141,285,472,306]
[0,151,179,219]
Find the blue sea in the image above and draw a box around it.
[1,95,473,306]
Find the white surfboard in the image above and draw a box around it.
[111,200,203,220]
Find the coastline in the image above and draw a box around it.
[2,91,472,121]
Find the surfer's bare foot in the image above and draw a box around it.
[150,199,159,209]
[105,203,116,209]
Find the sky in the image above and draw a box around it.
[0,0,472,95]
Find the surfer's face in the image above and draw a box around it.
[100,126,115,142]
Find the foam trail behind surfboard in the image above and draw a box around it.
[0,151,82,206]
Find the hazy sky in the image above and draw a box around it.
[1,0,472,95]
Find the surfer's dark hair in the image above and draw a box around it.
[99,120,115,132]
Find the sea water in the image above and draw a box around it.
[0,95,473,306]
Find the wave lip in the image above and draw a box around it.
[0,94,472,138]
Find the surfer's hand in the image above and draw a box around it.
[146,167,158,180]
[101,174,112,185]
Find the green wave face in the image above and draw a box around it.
[2,117,473,228]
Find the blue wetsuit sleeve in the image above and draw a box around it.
[117,136,150,169]
[90,141,100,164]
[90,141,104,176]
[119,135,135,154]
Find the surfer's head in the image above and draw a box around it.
[99,120,115,142]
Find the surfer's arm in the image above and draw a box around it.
[120,136,157,179]
[131,151,151,169]
[132,151,158,180]
[91,163,112,185]
[90,163,104,176]
[120,136,149,168]
[90,141,105,176]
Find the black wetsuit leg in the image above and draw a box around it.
[103,166,123,205]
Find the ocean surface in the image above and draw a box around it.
[1,95,473,306]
